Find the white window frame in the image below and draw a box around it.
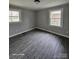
[9,9,21,23]
[49,8,63,27]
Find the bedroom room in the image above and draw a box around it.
[9,0,69,59]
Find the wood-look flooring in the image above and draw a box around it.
[9,29,69,59]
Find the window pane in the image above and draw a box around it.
[9,10,20,22]
[52,14,61,19]
[9,11,12,16]
[9,17,12,22]
[11,16,19,22]
[50,18,61,26]
[11,11,19,16]
[50,9,62,27]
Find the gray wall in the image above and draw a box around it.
[9,4,69,37]
[36,4,69,37]
[9,6,35,37]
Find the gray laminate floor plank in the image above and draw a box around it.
[9,30,69,59]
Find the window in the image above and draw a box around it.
[9,10,20,22]
[50,9,63,27]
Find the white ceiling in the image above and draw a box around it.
[9,0,69,10]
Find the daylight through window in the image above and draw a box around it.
[9,10,20,22]
[50,9,62,27]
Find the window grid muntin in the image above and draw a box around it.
[9,10,20,22]
[50,9,62,27]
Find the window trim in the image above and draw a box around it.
[9,8,21,23]
[49,8,63,27]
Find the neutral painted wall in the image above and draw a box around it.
[9,4,69,37]
[36,3,69,37]
[9,6,35,37]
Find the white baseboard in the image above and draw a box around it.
[35,27,69,38]
[9,27,69,38]
[9,28,35,38]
